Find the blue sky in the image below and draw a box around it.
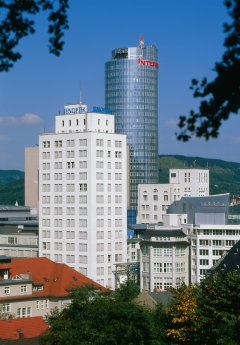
[0,0,238,170]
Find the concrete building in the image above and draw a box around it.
[25,146,39,210]
[166,193,240,282]
[138,168,209,224]
[105,38,159,215]
[38,103,127,288]
[189,224,240,283]
[0,256,104,319]
[128,224,189,291]
[128,194,240,288]
[0,206,38,258]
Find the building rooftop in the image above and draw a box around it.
[0,316,48,340]
[0,257,105,301]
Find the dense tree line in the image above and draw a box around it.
[40,271,240,345]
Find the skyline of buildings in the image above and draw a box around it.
[1,37,240,299]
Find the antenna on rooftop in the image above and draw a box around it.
[80,81,83,105]
[139,35,144,48]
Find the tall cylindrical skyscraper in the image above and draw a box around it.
[105,38,159,213]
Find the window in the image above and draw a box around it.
[2,303,11,313]
[115,254,122,262]
[8,237,17,244]
[96,139,103,146]
[226,240,235,247]
[164,248,172,257]
[66,255,75,263]
[175,248,185,256]
[43,141,50,148]
[79,161,87,169]
[4,286,10,295]
[79,255,87,263]
[79,243,87,252]
[96,150,104,158]
[66,139,75,147]
[163,263,172,273]
[42,242,50,250]
[17,307,32,318]
[115,151,122,158]
[154,262,162,273]
[79,139,87,146]
[175,262,185,273]
[36,300,49,310]
[20,285,27,293]
[163,277,172,289]
[79,183,87,191]
[200,269,207,276]
[96,243,104,251]
[199,249,209,255]
[67,161,75,169]
[212,240,222,246]
[131,252,136,261]
[154,277,163,290]
[54,140,62,147]
[199,240,209,246]
[79,150,87,157]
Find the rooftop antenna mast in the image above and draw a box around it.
[80,82,83,105]
[139,35,144,48]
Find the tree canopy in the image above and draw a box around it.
[177,0,240,141]
[0,0,69,72]
[40,283,162,345]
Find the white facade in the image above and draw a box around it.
[39,104,127,288]
[189,224,240,283]
[138,168,209,224]
[169,169,209,196]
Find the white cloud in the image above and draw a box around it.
[0,113,42,126]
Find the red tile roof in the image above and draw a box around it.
[0,257,105,301]
[0,316,48,339]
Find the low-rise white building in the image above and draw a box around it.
[138,168,209,224]
[189,224,240,283]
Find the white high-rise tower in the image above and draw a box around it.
[39,103,127,288]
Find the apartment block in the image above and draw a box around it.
[38,103,127,288]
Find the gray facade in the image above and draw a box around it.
[105,41,158,211]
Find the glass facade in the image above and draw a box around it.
[105,44,158,211]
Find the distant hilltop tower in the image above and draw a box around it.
[105,37,159,218]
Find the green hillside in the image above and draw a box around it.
[159,155,240,197]
[0,171,24,205]
[0,155,240,206]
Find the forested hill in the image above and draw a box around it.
[0,171,24,205]
[159,155,240,197]
[0,155,240,205]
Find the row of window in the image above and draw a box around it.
[43,240,123,252]
[153,262,185,273]
[3,285,28,295]
[196,239,237,247]
[43,205,123,217]
[153,247,185,257]
[42,172,123,182]
[43,139,122,148]
[52,254,123,264]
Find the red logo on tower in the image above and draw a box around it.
[138,58,158,68]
